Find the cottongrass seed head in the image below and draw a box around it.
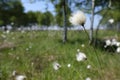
[15,75,26,80]
[116,47,120,53]
[67,64,71,68]
[85,77,91,80]
[53,62,61,70]
[12,70,26,80]
[69,11,86,26]
[76,49,87,62]
[87,64,91,69]
[81,44,85,47]
[108,18,114,24]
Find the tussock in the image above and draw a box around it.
[0,42,15,50]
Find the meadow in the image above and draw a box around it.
[0,30,120,80]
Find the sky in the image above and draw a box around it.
[21,0,55,13]
[21,0,102,29]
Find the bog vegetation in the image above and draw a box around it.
[0,0,120,80]
[0,30,120,80]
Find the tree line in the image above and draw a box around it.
[0,0,56,30]
[0,0,120,28]
[0,0,120,43]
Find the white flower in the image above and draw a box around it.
[12,70,26,80]
[111,38,117,45]
[87,64,91,69]
[53,62,61,70]
[110,39,120,46]
[76,50,87,62]
[85,77,91,80]
[105,39,111,45]
[67,64,71,68]
[111,38,117,42]
[116,42,120,47]
[104,39,111,48]
[26,48,29,51]
[6,30,10,34]
[108,19,114,24]
[116,47,120,53]
[12,70,16,76]
[15,75,26,80]
[77,49,80,52]
[81,44,85,47]
[69,11,86,26]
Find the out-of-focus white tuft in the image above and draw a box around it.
[53,62,61,70]
[116,47,120,53]
[12,70,26,80]
[76,49,87,62]
[108,18,114,24]
[77,49,80,52]
[15,75,26,80]
[104,39,111,48]
[104,38,120,48]
[67,64,71,68]
[81,44,85,47]
[12,70,17,76]
[6,30,10,34]
[85,77,91,80]
[69,11,86,26]
[87,64,91,69]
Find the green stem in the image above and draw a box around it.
[82,25,103,79]
[82,26,90,41]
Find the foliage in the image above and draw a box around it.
[0,0,25,27]
[32,11,54,26]
[100,9,120,25]
[0,0,55,28]
[27,11,37,26]
[34,11,42,25]
[39,11,54,26]
[0,30,120,80]
[49,0,71,27]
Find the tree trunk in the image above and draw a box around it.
[95,19,102,38]
[62,0,67,43]
[89,0,95,44]
[95,8,110,38]
[4,25,8,31]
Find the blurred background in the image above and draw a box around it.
[0,0,120,31]
[0,0,120,80]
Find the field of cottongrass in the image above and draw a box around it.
[0,30,120,80]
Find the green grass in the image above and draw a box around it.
[0,30,120,80]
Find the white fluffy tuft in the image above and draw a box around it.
[69,11,86,26]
